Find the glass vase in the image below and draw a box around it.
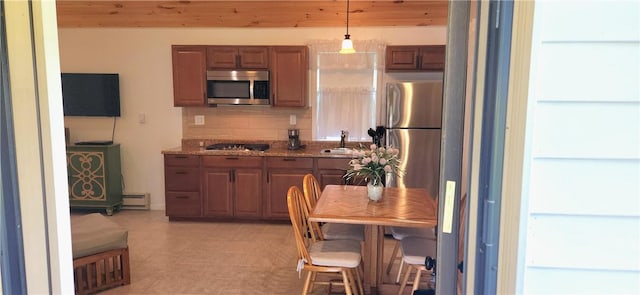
[367,180,383,201]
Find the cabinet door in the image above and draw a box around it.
[385,46,420,71]
[203,168,234,217]
[270,46,308,107]
[315,158,350,189]
[206,46,238,69]
[172,46,206,106]
[238,47,269,69]
[234,168,262,217]
[419,45,446,71]
[318,171,346,189]
[265,169,312,219]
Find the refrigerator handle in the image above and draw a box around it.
[386,83,397,127]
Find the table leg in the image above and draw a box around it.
[364,225,374,293]
[375,225,384,288]
[363,225,385,295]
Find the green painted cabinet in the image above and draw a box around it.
[66,144,123,215]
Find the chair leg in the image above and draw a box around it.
[302,270,313,295]
[386,240,400,274]
[354,267,364,295]
[341,270,353,295]
[412,268,423,292]
[395,259,405,284]
[397,264,413,295]
[346,268,359,295]
[310,272,319,292]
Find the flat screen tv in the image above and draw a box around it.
[61,73,121,117]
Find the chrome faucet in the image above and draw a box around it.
[340,130,347,148]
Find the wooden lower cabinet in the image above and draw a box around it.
[202,156,263,218]
[164,155,201,217]
[265,157,313,220]
[166,192,201,217]
[164,154,356,221]
[315,158,350,189]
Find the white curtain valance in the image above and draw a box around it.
[307,39,386,70]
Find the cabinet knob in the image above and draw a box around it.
[226,157,239,160]
[175,171,188,175]
[283,158,296,162]
[176,195,189,199]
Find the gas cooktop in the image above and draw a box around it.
[205,143,270,152]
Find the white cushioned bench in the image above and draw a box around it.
[71,213,130,295]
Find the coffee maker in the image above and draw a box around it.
[288,129,302,150]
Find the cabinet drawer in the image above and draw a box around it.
[165,167,200,191]
[266,157,313,169]
[316,158,351,170]
[165,154,199,167]
[166,192,201,217]
[202,156,262,168]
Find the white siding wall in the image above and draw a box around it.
[521,1,640,293]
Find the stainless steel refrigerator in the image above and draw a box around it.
[385,81,443,198]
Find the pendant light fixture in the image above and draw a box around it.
[339,0,355,54]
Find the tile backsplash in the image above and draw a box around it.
[183,106,312,141]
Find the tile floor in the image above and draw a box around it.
[75,210,426,295]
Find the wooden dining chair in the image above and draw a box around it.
[386,196,438,283]
[385,226,436,283]
[287,186,364,295]
[397,194,467,295]
[302,174,364,241]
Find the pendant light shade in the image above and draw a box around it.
[339,0,355,54]
[340,35,355,54]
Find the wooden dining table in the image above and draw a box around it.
[309,185,438,295]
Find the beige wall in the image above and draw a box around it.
[58,26,446,209]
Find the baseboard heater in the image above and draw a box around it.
[122,193,150,210]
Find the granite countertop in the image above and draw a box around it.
[161,139,370,159]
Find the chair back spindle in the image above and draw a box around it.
[287,186,314,264]
[302,174,325,241]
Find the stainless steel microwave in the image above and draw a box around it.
[206,70,270,105]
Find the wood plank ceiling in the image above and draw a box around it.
[56,1,449,28]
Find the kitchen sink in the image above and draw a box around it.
[320,147,353,154]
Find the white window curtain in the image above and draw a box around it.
[308,40,385,141]
[316,87,375,140]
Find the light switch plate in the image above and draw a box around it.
[194,115,205,125]
[290,114,297,125]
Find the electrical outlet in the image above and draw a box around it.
[194,115,205,125]
[290,114,297,125]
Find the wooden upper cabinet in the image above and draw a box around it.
[419,45,446,71]
[386,45,446,72]
[386,46,421,71]
[270,46,308,107]
[171,46,207,106]
[206,46,269,70]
